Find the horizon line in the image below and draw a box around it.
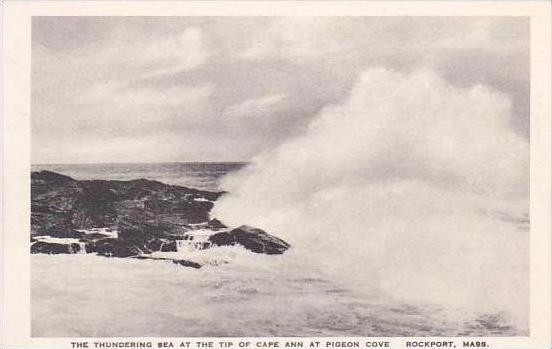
[31,161,250,166]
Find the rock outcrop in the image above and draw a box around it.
[209,226,290,254]
[85,238,143,258]
[30,170,290,266]
[31,241,81,254]
[31,170,220,236]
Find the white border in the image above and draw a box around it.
[2,1,551,348]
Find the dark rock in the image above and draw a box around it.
[209,225,290,254]
[209,231,234,246]
[160,241,178,252]
[131,255,152,260]
[31,170,221,237]
[85,238,142,258]
[147,239,164,252]
[31,171,82,235]
[44,230,85,239]
[31,170,75,187]
[172,259,202,269]
[130,255,202,269]
[72,181,119,228]
[207,218,227,229]
[144,238,177,252]
[30,170,291,264]
[31,241,81,254]
[116,216,173,253]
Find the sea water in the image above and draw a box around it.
[31,161,526,337]
[31,252,519,337]
[31,69,529,337]
[31,162,246,192]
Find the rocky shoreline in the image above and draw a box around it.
[31,170,290,267]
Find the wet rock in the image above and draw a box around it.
[209,225,290,254]
[31,171,83,235]
[30,170,291,263]
[31,170,221,237]
[72,181,119,228]
[172,259,202,269]
[131,255,203,269]
[207,218,227,230]
[116,216,175,253]
[31,170,76,191]
[44,230,85,239]
[85,238,142,258]
[31,241,81,254]
[142,238,177,252]
[160,241,178,252]
[147,239,164,252]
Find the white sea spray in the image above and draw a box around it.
[213,68,529,332]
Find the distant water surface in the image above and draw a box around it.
[31,162,247,191]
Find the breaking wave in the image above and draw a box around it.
[213,68,529,332]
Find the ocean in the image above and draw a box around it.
[31,162,247,192]
[31,162,528,337]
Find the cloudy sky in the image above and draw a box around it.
[32,16,529,164]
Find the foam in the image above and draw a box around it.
[213,68,529,331]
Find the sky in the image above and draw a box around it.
[32,16,529,164]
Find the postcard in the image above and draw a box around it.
[1,1,550,348]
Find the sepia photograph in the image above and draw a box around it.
[29,15,530,337]
[1,2,550,348]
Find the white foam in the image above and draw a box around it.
[34,236,80,244]
[193,197,211,202]
[76,227,118,238]
[213,68,529,331]
[150,245,250,266]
